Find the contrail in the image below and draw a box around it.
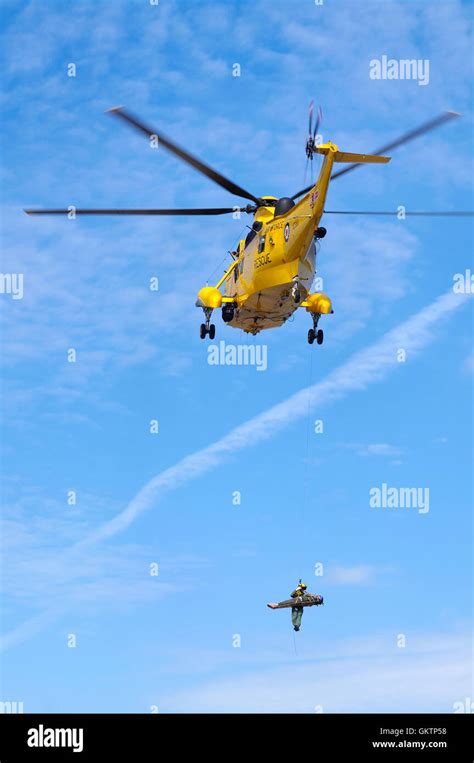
[76,287,469,547]
[0,288,470,651]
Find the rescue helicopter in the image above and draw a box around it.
[25,106,472,345]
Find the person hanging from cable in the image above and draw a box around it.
[267,579,324,632]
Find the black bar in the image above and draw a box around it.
[0,713,472,760]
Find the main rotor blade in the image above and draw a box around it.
[331,111,460,180]
[308,99,314,137]
[314,105,322,139]
[24,207,252,216]
[291,182,314,201]
[107,107,261,205]
[324,210,474,217]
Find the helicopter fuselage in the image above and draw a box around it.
[222,149,334,335]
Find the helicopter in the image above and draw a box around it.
[25,106,472,345]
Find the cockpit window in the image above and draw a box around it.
[244,229,256,249]
[244,221,263,249]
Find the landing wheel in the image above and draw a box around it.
[307,329,315,345]
[209,324,216,340]
[316,329,324,345]
[294,288,301,304]
[199,323,207,340]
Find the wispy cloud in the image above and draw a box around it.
[464,351,474,374]
[327,564,377,585]
[341,442,403,458]
[162,629,471,713]
[1,287,470,653]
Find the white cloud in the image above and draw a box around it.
[162,629,471,713]
[464,352,474,374]
[343,442,403,458]
[322,221,419,340]
[365,443,401,456]
[0,482,209,652]
[327,564,376,585]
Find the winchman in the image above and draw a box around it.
[267,580,324,632]
[290,580,308,631]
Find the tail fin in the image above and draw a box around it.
[333,151,390,165]
[315,145,390,165]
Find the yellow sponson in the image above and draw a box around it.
[196,286,223,309]
[306,293,332,314]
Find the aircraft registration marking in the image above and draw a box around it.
[254,253,271,269]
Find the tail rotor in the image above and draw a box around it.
[306,100,323,160]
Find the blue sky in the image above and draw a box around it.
[0,0,473,713]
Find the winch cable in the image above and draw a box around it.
[205,222,248,284]
[302,346,315,528]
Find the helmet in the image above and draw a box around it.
[298,580,307,590]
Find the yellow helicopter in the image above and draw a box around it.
[26,107,470,345]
